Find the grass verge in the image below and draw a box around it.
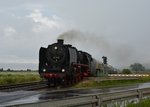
[75,77,150,88]
[0,71,41,85]
[127,98,150,107]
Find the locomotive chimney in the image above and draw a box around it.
[57,39,64,44]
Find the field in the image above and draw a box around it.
[0,71,41,85]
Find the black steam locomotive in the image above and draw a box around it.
[39,39,101,86]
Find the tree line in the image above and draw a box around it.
[122,63,147,74]
[0,68,35,72]
[0,63,148,73]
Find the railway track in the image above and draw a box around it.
[0,76,143,92]
[0,81,47,92]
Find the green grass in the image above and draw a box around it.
[127,98,150,107]
[0,71,41,85]
[75,77,150,88]
[1,72,150,87]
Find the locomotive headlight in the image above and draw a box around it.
[54,46,58,50]
[62,69,65,72]
[43,69,46,72]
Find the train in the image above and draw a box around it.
[39,39,115,86]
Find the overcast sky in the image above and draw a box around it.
[0,0,150,69]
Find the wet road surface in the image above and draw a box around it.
[0,82,150,107]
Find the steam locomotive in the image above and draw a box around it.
[39,39,113,86]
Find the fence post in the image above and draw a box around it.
[137,89,143,101]
[95,95,102,107]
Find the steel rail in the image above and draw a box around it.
[0,81,47,91]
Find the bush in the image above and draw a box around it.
[122,69,131,74]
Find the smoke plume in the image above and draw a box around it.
[57,30,134,68]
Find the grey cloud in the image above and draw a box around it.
[0,0,150,69]
[0,7,73,65]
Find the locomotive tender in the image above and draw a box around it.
[39,39,101,86]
